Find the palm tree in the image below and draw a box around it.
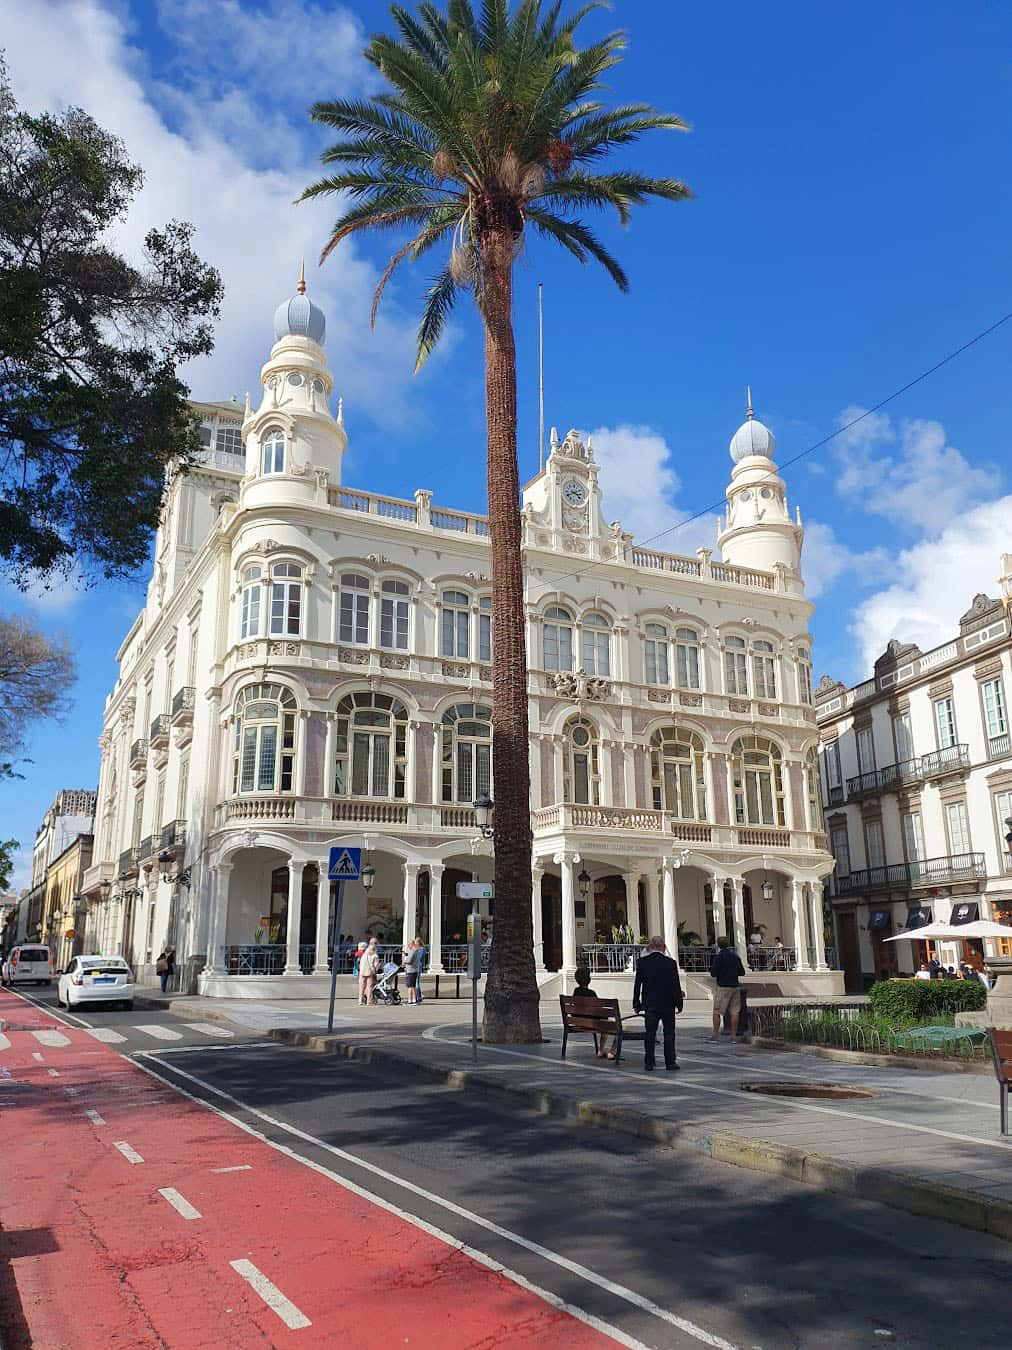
[303,0,691,1043]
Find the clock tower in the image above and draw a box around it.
[522,427,608,556]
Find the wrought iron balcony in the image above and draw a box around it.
[920,744,971,779]
[835,852,986,896]
[171,686,196,724]
[137,835,154,863]
[159,819,186,852]
[117,847,139,878]
[845,746,968,800]
[129,738,148,768]
[149,713,171,747]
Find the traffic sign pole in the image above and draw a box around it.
[326,879,345,1034]
[467,910,481,1062]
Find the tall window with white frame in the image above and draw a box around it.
[338,573,370,646]
[333,692,408,799]
[674,628,701,690]
[994,789,1012,871]
[934,695,958,750]
[379,580,409,651]
[478,596,492,662]
[260,427,285,475]
[822,740,843,803]
[893,711,914,765]
[232,685,297,795]
[752,640,777,700]
[581,612,611,676]
[240,566,263,640]
[829,824,851,887]
[804,747,822,830]
[730,735,786,828]
[441,590,470,659]
[902,811,925,882]
[644,623,669,685]
[724,636,748,696]
[982,677,1008,757]
[797,646,813,705]
[543,606,574,672]
[945,799,971,857]
[863,818,886,876]
[441,703,492,803]
[856,725,876,778]
[269,563,302,637]
[563,717,600,805]
[650,727,706,819]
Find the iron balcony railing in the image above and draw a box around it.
[835,851,986,896]
[845,745,969,800]
[129,738,148,767]
[988,732,1011,759]
[171,686,196,722]
[118,847,139,877]
[149,713,171,745]
[137,835,154,863]
[159,819,186,852]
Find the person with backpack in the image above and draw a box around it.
[155,946,175,995]
[710,935,746,1041]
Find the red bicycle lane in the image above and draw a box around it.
[0,991,624,1350]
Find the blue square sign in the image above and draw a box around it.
[328,846,362,881]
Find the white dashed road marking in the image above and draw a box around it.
[85,1109,106,1125]
[184,1023,235,1038]
[86,1027,126,1044]
[212,1164,252,1173]
[0,1032,10,1051]
[32,1030,70,1047]
[230,1260,311,1330]
[158,1187,202,1220]
[134,1025,184,1041]
[32,1051,44,1062]
[113,1140,144,1164]
[46,1068,59,1077]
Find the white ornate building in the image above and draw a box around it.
[79,277,837,997]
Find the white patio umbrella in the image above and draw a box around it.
[884,919,1012,942]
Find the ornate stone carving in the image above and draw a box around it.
[562,504,587,533]
[464,572,489,583]
[441,661,470,679]
[338,647,369,665]
[380,654,409,670]
[678,692,703,707]
[757,701,777,716]
[251,539,279,554]
[289,459,311,476]
[728,698,750,713]
[478,665,493,682]
[268,642,300,657]
[551,670,611,701]
[647,689,670,703]
[741,617,757,628]
[366,553,390,566]
[240,643,260,659]
[562,534,587,554]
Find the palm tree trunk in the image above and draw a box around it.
[479,228,542,1045]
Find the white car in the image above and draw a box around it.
[2,944,53,986]
[58,955,135,1010]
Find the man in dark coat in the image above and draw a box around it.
[633,936,684,1071]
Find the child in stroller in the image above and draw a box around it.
[372,960,402,1006]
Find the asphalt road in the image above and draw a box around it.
[15,986,1012,1349]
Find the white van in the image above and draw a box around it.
[2,945,54,986]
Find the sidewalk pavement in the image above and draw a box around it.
[155,992,1012,1242]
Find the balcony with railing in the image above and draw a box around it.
[117,847,139,878]
[987,731,1011,760]
[835,852,986,897]
[845,745,969,800]
[149,713,171,750]
[171,686,196,725]
[129,738,148,769]
[137,835,155,864]
[159,819,186,852]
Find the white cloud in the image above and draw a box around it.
[801,520,888,600]
[848,494,1012,669]
[1,0,421,428]
[590,424,721,555]
[834,406,1001,533]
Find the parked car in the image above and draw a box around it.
[57,955,134,1011]
[2,945,54,986]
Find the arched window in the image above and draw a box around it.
[478,596,492,662]
[240,565,263,639]
[441,590,470,658]
[232,684,297,794]
[674,628,701,689]
[269,562,302,637]
[798,646,813,705]
[380,579,409,651]
[752,640,777,699]
[544,606,574,671]
[724,635,748,695]
[260,427,285,475]
[441,703,492,803]
[730,735,786,827]
[338,573,370,646]
[805,747,823,830]
[650,727,706,819]
[333,692,408,799]
[563,717,600,805]
[644,623,669,685]
[581,613,611,676]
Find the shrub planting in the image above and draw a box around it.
[868,978,986,1022]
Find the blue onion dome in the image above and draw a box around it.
[729,387,775,462]
[273,261,326,345]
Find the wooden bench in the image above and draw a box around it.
[989,1030,1012,1136]
[559,995,626,1063]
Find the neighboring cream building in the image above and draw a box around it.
[80,277,836,996]
[42,833,94,971]
[24,789,96,943]
[817,559,1012,990]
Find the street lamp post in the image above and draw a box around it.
[473,793,494,840]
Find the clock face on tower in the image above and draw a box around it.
[563,479,587,507]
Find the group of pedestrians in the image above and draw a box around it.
[356,936,427,1006]
[915,955,993,987]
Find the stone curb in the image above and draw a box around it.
[269,1026,1012,1245]
[749,1036,991,1075]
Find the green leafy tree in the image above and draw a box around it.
[303,0,691,1042]
[0,837,17,891]
[0,65,223,582]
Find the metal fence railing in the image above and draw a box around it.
[749,1004,988,1062]
[581,943,840,974]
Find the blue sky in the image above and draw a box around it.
[2,0,1011,887]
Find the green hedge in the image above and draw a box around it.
[868,978,986,1021]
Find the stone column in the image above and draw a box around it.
[808,882,828,970]
[709,874,726,940]
[203,863,232,973]
[643,869,662,938]
[284,859,306,975]
[401,861,420,949]
[313,861,331,974]
[295,711,309,796]
[790,879,811,971]
[427,863,445,974]
[558,851,579,975]
[532,859,545,972]
[729,878,749,964]
[660,859,679,959]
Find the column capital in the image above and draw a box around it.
[215,862,235,877]
[402,860,421,877]
[428,862,445,879]
[553,849,581,866]
[287,858,308,875]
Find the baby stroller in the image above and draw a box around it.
[372,960,402,1006]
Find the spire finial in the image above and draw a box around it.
[297,257,306,295]
[746,384,754,419]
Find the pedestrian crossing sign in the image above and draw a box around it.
[328,846,362,881]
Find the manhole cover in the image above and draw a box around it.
[740,1080,877,1100]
